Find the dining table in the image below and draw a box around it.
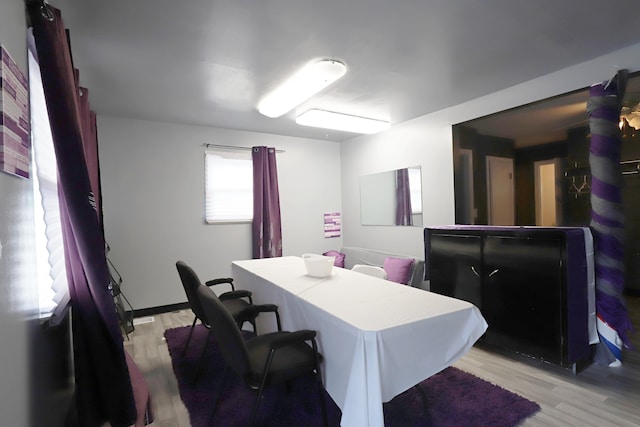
[232,256,488,427]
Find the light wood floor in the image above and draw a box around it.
[125,296,640,427]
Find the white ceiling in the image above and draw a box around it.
[49,0,640,142]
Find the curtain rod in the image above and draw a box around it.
[203,143,285,153]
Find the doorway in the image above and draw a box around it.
[534,158,562,226]
[486,156,514,225]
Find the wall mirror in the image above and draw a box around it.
[360,166,423,226]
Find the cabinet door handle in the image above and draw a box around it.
[488,268,499,277]
[470,266,480,277]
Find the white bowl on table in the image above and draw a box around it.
[302,253,335,278]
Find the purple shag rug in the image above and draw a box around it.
[164,324,540,426]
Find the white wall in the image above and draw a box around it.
[341,42,640,261]
[341,110,454,260]
[360,170,396,225]
[98,116,342,310]
[0,1,35,425]
[98,41,640,311]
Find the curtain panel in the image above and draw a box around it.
[252,146,283,258]
[75,78,103,227]
[395,168,413,226]
[587,70,634,366]
[27,3,137,425]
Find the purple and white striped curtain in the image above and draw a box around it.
[252,146,282,258]
[28,3,137,425]
[395,168,413,226]
[587,70,634,366]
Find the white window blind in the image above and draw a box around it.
[29,41,70,321]
[205,149,253,222]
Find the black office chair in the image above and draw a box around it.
[197,284,329,427]
[175,261,281,375]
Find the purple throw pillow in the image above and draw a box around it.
[323,250,346,268]
[383,257,415,284]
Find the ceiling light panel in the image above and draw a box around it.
[257,59,346,118]
[296,109,390,134]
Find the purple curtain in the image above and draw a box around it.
[75,76,103,227]
[395,168,413,226]
[587,70,634,366]
[252,146,282,258]
[27,3,137,426]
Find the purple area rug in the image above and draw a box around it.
[164,324,540,426]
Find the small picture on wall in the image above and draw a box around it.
[0,45,30,179]
[324,212,341,238]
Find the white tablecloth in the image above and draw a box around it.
[232,256,488,427]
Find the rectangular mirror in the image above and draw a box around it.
[360,166,422,226]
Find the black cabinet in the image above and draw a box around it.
[425,226,592,371]
[483,236,564,363]
[430,233,482,308]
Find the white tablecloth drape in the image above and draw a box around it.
[232,256,488,427]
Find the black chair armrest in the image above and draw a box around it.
[268,329,317,349]
[242,303,278,314]
[219,290,253,303]
[240,304,282,331]
[206,277,235,292]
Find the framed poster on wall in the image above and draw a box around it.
[1,45,30,179]
[324,212,341,238]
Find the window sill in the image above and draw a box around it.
[205,219,252,225]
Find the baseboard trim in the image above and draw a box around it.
[133,302,190,318]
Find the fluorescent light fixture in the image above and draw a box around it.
[258,59,346,118]
[296,109,390,134]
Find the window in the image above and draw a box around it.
[28,40,69,320]
[204,149,253,223]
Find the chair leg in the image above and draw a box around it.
[314,378,328,427]
[249,389,264,427]
[311,341,329,427]
[314,367,328,427]
[181,317,198,357]
[207,365,229,425]
[250,349,276,427]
